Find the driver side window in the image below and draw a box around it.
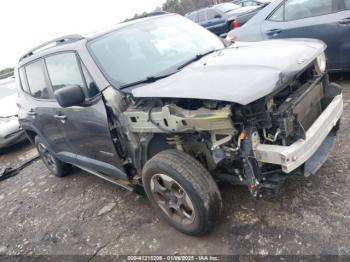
[45,53,85,92]
[269,0,334,21]
[243,1,257,6]
[346,0,350,9]
[45,52,99,98]
[206,9,221,20]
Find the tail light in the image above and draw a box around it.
[226,34,237,43]
[232,20,239,29]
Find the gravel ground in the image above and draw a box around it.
[0,74,349,257]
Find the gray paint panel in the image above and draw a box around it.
[131,39,326,105]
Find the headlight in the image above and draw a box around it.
[315,52,326,74]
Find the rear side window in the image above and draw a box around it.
[18,67,29,93]
[186,13,196,21]
[346,0,350,9]
[196,10,206,22]
[45,53,85,93]
[269,0,334,21]
[269,4,284,21]
[243,1,258,6]
[25,60,51,99]
[207,9,221,20]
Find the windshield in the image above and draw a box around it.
[88,15,224,88]
[215,3,240,13]
[0,80,17,99]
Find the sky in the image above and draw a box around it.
[0,0,166,69]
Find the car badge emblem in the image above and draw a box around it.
[297,55,309,64]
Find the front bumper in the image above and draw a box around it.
[253,94,343,173]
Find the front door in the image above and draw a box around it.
[44,52,125,178]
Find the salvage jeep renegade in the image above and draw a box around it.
[16,13,343,235]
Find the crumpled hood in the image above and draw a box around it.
[0,94,19,117]
[132,39,326,105]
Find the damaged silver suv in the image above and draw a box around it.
[16,13,343,235]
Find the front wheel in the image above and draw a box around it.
[35,136,72,177]
[142,149,222,236]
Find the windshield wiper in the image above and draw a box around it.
[120,50,217,89]
[120,72,176,89]
[177,50,217,70]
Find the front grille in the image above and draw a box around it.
[293,82,324,131]
[271,74,326,145]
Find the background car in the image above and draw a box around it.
[226,0,350,71]
[186,3,264,35]
[0,77,25,151]
[233,0,273,7]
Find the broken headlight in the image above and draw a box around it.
[315,52,326,74]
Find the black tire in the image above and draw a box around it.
[142,149,222,236]
[35,136,72,177]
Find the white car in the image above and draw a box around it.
[0,77,26,150]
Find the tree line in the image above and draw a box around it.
[162,0,232,15]
[0,68,14,80]
[131,0,232,18]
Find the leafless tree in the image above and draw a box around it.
[163,0,232,15]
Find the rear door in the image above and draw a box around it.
[44,52,125,178]
[336,0,350,70]
[196,10,209,29]
[261,0,341,70]
[205,9,227,35]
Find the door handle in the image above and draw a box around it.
[54,114,67,120]
[27,109,36,116]
[339,18,350,25]
[266,29,282,36]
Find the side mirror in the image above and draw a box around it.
[54,85,85,108]
[214,14,222,19]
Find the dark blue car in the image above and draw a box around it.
[227,0,350,71]
[186,3,263,36]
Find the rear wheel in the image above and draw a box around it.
[35,136,72,177]
[142,149,222,236]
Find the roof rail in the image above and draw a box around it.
[124,11,168,22]
[19,34,84,62]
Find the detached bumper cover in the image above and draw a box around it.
[254,94,343,173]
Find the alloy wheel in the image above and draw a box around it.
[37,143,57,174]
[150,173,196,225]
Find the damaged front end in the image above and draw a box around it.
[104,56,342,199]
